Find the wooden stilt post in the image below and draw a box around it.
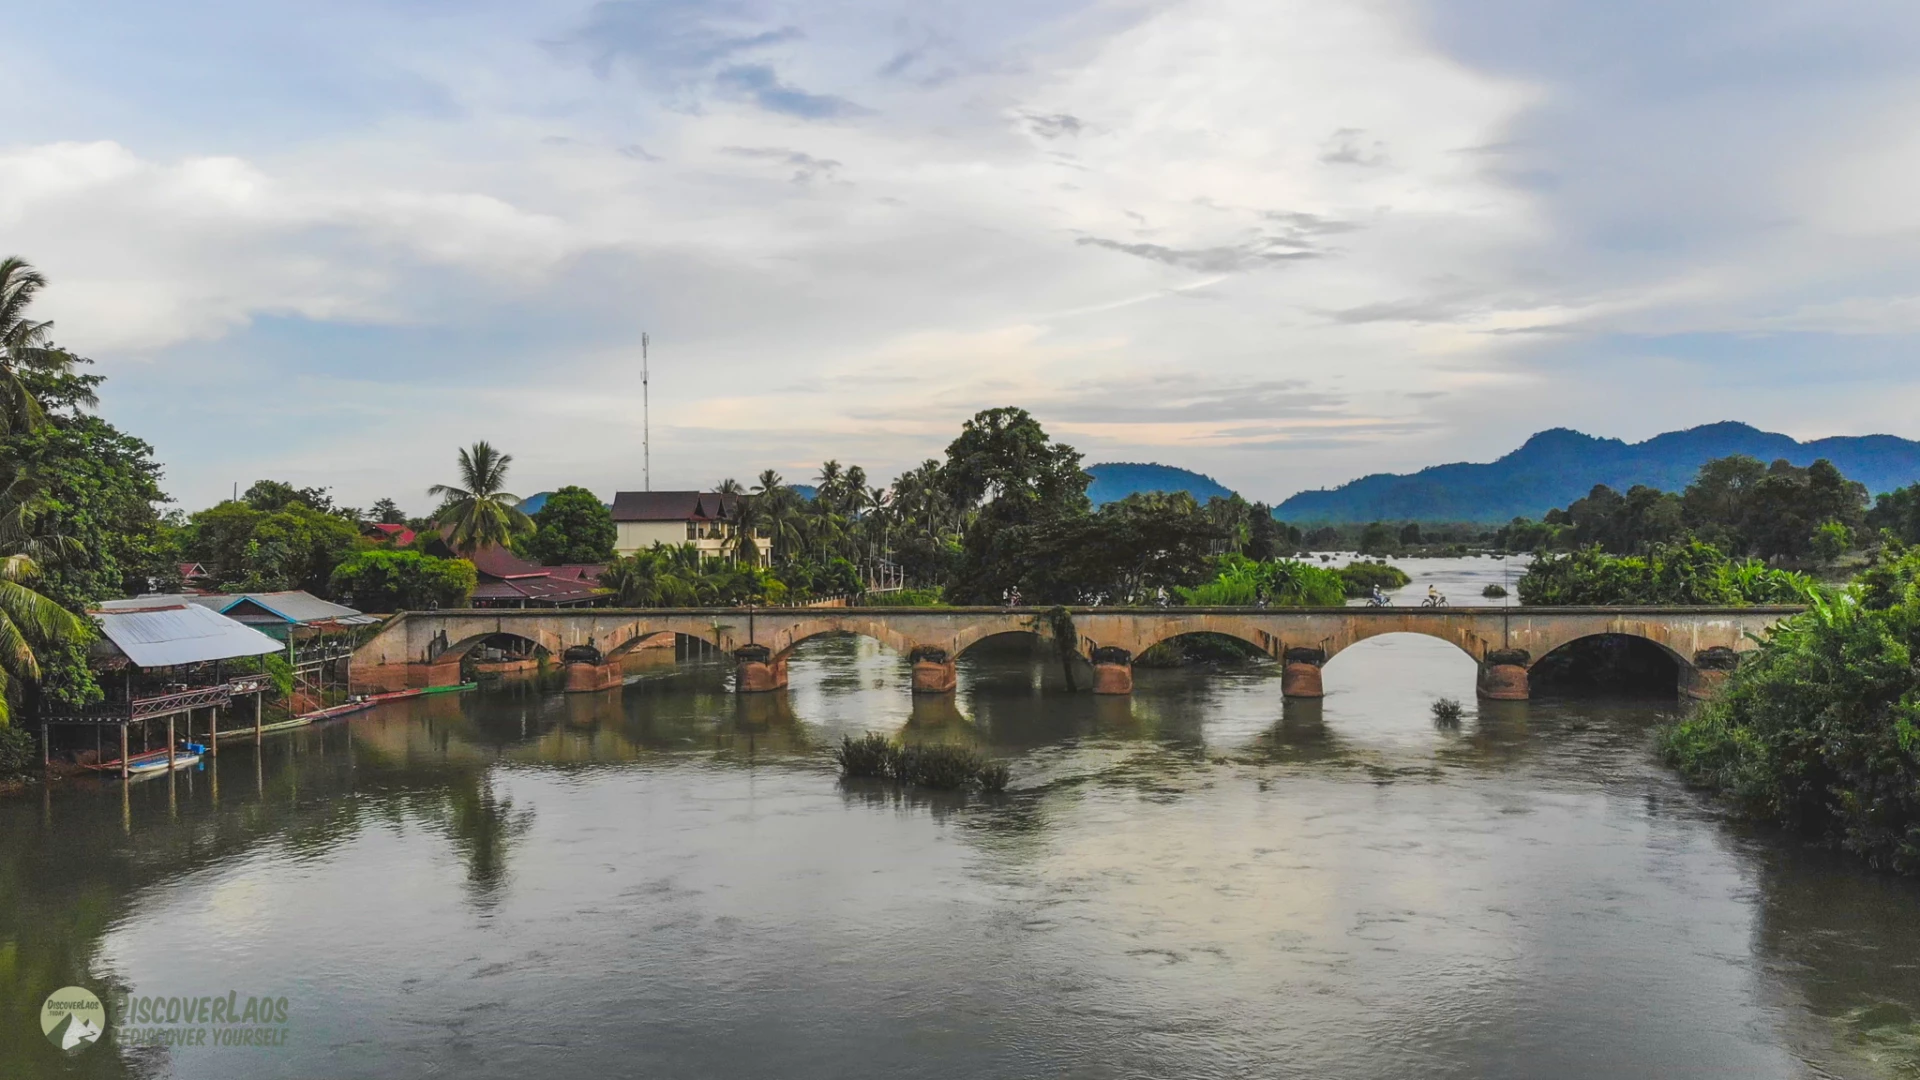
[166,715,175,772]
[120,723,129,781]
[41,722,49,774]
[255,691,263,744]
[210,705,218,756]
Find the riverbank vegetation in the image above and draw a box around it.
[1659,545,1920,874]
[1495,454,1879,570]
[1517,541,1814,606]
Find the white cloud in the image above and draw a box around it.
[9,0,1920,507]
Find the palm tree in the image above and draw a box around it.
[0,257,91,434]
[0,546,87,726]
[429,441,532,555]
[716,478,744,496]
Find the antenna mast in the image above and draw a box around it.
[642,331,651,492]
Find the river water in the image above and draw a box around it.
[7,557,1920,1079]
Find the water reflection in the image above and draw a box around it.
[1,576,1917,1078]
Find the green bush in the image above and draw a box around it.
[1337,560,1411,598]
[330,549,476,611]
[1519,540,1812,606]
[1178,555,1346,606]
[833,733,1008,792]
[0,725,36,778]
[1482,584,1509,598]
[1431,698,1464,727]
[864,587,947,607]
[1659,546,1920,873]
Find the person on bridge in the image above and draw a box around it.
[1370,585,1386,606]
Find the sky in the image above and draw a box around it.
[6,0,1920,515]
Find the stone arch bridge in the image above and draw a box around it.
[349,606,1798,701]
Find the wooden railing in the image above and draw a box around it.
[41,676,275,726]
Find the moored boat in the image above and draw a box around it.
[90,742,207,779]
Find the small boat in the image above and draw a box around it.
[296,683,481,722]
[212,715,314,742]
[91,742,206,779]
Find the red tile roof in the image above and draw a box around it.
[367,522,417,546]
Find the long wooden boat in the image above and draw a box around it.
[212,715,316,742]
[88,744,206,779]
[216,680,480,730]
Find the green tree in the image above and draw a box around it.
[0,258,92,435]
[182,501,265,585]
[242,504,364,594]
[1357,521,1394,555]
[1023,491,1221,604]
[942,407,1091,604]
[1518,541,1810,606]
[0,364,170,608]
[369,497,406,525]
[0,553,90,725]
[1659,546,1920,873]
[242,479,335,514]
[1810,520,1853,564]
[522,485,614,565]
[430,441,532,555]
[329,549,476,611]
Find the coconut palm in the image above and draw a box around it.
[429,441,532,555]
[0,551,88,725]
[715,478,744,496]
[0,257,91,434]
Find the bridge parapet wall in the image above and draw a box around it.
[350,607,1799,698]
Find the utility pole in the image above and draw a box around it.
[642,332,651,492]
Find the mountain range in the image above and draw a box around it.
[1274,422,1920,523]
[1086,463,1236,507]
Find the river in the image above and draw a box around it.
[6,556,1920,1078]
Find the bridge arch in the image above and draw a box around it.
[1527,632,1694,696]
[436,629,563,665]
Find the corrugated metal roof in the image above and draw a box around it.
[90,601,285,668]
[184,591,377,626]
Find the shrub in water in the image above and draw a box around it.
[1431,698,1464,727]
[1482,584,1509,598]
[834,734,1009,792]
[835,733,894,779]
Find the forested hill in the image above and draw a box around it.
[1086,463,1236,506]
[1275,422,1920,523]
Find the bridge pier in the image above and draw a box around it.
[733,645,788,693]
[1682,647,1740,699]
[1282,648,1325,698]
[351,656,464,696]
[1090,646,1133,695]
[1477,649,1531,700]
[909,647,957,694]
[563,661,623,693]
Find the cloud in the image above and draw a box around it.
[714,64,869,119]
[560,0,802,83]
[1319,127,1388,166]
[23,0,1920,511]
[1075,237,1323,273]
[721,146,843,183]
[1022,112,1085,139]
